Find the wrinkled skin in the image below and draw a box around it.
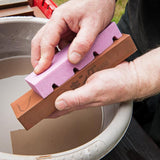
[51,48,160,118]
[31,0,160,118]
[31,0,115,74]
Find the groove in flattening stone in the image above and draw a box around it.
[73,67,79,74]
[112,36,118,41]
[93,51,99,57]
[52,83,59,90]
[25,22,122,98]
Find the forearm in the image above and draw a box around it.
[131,47,160,99]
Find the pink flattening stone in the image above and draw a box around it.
[25,22,122,98]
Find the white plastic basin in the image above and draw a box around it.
[0,17,132,160]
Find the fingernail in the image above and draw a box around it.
[33,58,44,74]
[34,65,40,74]
[55,100,68,110]
[69,52,81,64]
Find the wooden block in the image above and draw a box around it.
[25,22,122,98]
[11,34,137,130]
[32,6,46,18]
[0,5,34,17]
[0,0,28,10]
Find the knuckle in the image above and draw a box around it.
[31,37,38,47]
[84,39,93,49]
[52,7,65,19]
[40,38,52,49]
[76,40,92,55]
[69,91,83,107]
[65,14,74,26]
[52,7,61,17]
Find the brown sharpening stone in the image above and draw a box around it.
[11,34,137,130]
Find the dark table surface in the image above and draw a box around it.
[102,118,160,160]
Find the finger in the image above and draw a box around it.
[68,23,100,64]
[34,17,68,74]
[48,108,75,118]
[55,82,98,111]
[31,25,46,68]
[48,102,100,118]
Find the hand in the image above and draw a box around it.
[49,62,138,118]
[53,46,160,113]
[31,0,116,74]
[50,47,160,118]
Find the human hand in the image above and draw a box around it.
[31,0,116,74]
[48,62,138,118]
[50,46,160,118]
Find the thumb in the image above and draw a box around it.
[68,25,100,64]
[55,84,94,110]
